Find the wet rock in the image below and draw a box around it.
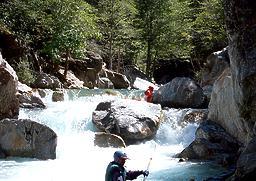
[18,93,46,108]
[92,99,163,144]
[38,89,46,98]
[52,90,65,102]
[177,120,240,164]
[94,132,126,148]
[0,118,57,160]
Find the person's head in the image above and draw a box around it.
[113,150,129,166]
[148,86,154,91]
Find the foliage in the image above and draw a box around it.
[0,0,43,46]
[1,0,227,80]
[190,0,227,60]
[16,56,35,85]
[160,0,193,58]
[97,0,137,71]
[41,0,99,61]
[155,0,227,72]
[0,0,99,61]
[134,0,171,76]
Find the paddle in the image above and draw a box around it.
[143,144,156,181]
[143,157,152,181]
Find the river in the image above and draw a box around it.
[0,89,225,181]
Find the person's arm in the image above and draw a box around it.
[126,170,149,180]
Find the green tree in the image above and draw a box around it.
[41,0,99,77]
[97,0,136,72]
[157,0,193,58]
[190,0,227,62]
[134,0,170,77]
[1,0,99,78]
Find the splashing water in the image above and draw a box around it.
[0,89,225,181]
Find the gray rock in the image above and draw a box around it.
[234,136,256,180]
[153,77,206,108]
[123,65,151,87]
[104,69,130,89]
[32,72,62,90]
[0,52,19,119]
[208,68,251,144]
[94,132,126,148]
[18,93,46,108]
[201,47,229,86]
[17,82,46,108]
[0,118,57,160]
[92,99,163,144]
[177,120,240,165]
[52,90,65,102]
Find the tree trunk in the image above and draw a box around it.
[64,50,70,79]
[109,0,114,71]
[146,39,152,77]
[117,47,120,73]
[146,17,154,78]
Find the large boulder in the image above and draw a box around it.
[85,51,104,73]
[0,118,57,160]
[103,69,130,89]
[0,52,19,119]
[52,90,65,102]
[208,68,250,144]
[17,82,46,109]
[92,99,163,144]
[32,72,62,90]
[234,136,256,180]
[67,52,103,88]
[178,120,240,165]
[222,1,256,179]
[57,69,84,89]
[152,77,206,108]
[208,0,256,145]
[85,68,100,88]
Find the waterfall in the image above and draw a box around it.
[0,89,225,181]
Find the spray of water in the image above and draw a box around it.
[1,89,225,181]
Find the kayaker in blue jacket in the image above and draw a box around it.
[105,150,149,181]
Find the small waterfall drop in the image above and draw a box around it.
[0,89,225,181]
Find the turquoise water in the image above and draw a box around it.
[0,89,226,181]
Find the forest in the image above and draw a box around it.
[0,0,226,84]
[1,1,256,180]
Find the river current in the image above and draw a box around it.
[0,89,225,181]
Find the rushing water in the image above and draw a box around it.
[0,89,226,181]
